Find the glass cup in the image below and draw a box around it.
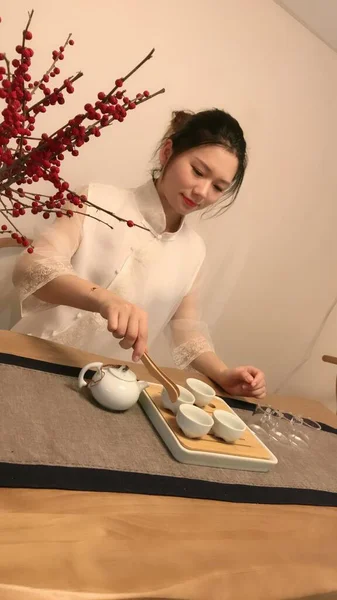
[267,409,290,445]
[267,413,321,449]
[302,417,322,433]
[248,405,322,451]
[248,404,274,435]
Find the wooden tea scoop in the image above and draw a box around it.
[141,352,179,403]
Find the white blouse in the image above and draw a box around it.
[11,179,214,367]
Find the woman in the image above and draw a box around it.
[12,108,266,399]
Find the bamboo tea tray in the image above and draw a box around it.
[140,384,278,472]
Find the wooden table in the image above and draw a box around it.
[1,330,337,600]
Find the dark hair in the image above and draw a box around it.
[154,108,248,216]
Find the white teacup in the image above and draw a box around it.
[161,384,195,415]
[212,410,246,443]
[186,377,216,408]
[176,404,214,439]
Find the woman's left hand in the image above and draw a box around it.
[218,366,266,399]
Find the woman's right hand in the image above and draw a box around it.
[97,291,148,362]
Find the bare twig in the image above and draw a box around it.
[31,32,73,96]
[137,87,165,104]
[23,10,34,39]
[13,136,42,142]
[3,54,12,82]
[104,48,155,104]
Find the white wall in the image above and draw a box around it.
[1,0,337,411]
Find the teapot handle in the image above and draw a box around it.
[78,362,104,389]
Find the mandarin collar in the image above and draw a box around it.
[133,179,185,240]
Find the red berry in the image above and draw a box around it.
[59,46,65,52]
[69,39,74,46]
[115,78,123,87]
[97,92,105,100]
[67,209,73,217]
[11,233,18,240]
[143,90,150,97]
[127,220,134,228]
[58,53,64,60]
[1,224,7,231]
[53,67,60,75]
[128,102,136,109]
[24,30,33,40]
[22,238,29,247]
[43,212,50,219]
[19,208,26,216]
[56,211,63,218]
[27,247,34,254]
[12,209,20,218]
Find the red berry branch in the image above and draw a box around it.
[0,10,165,252]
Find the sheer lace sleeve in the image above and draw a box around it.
[12,202,85,316]
[165,270,214,370]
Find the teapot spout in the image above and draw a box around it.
[138,380,149,393]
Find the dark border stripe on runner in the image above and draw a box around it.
[0,462,336,507]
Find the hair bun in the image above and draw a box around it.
[169,110,194,135]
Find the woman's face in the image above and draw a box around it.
[157,142,239,216]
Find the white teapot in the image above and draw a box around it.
[78,362,149,411]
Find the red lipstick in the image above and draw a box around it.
[182,194,197,208]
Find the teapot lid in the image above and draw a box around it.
[107,365,137,382]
